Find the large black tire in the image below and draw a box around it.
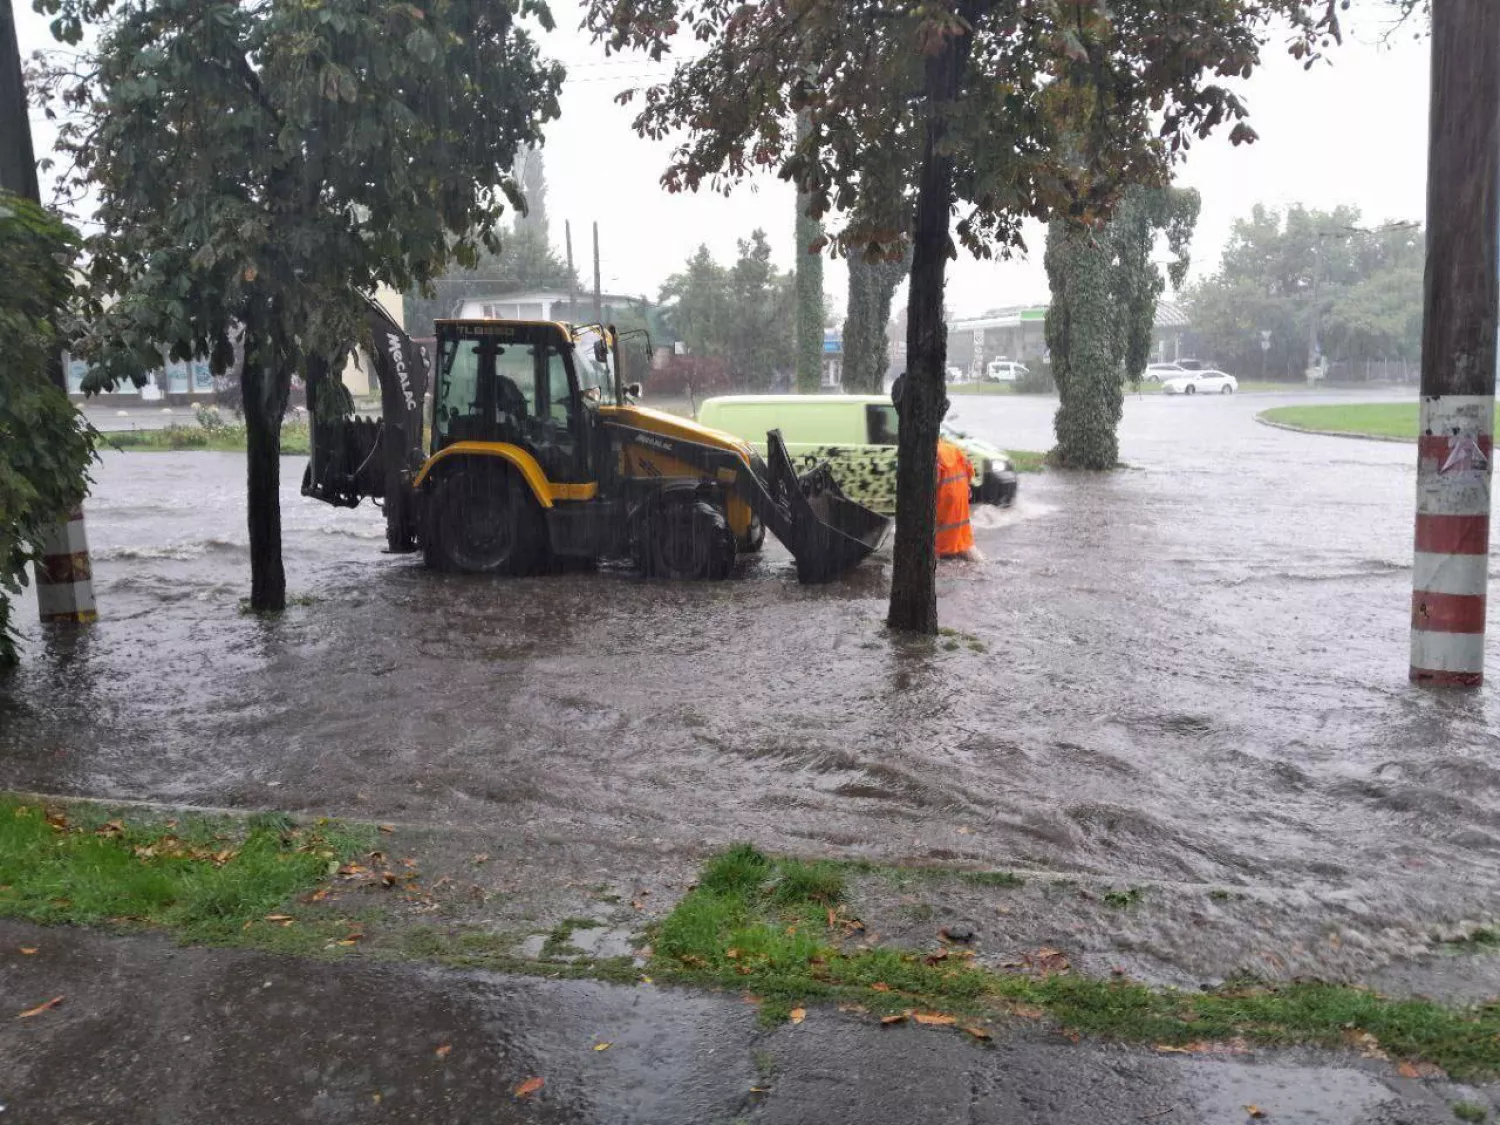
[1220,384,1233,395]
[644,498,736,580]
[1184,384,1197,395]
[423,464,546,575]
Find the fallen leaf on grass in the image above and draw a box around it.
[912,1012,956,1026]
[19,947,37,955]
[593,1042,612,1052]
[514,1077,544,1098]
[44,808,68,831]
[435,1044,451,1059]
[263,914,294,926]
[1034,947,1070,974]
[17,996,62,1018]
[870,982,892,993]
[95,819,124,838]
[725,948,740,959]
[1343,1030,1386,1059]
[963,1025,993,1041]
[1244,1106,1265,1120]
[924,949,950,965]
[789,1008,806,1025]
[880,1013,908,1026]
[378,824,394,834]
[1395,1059,1445,1079]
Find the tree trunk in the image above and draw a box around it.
[887,16,972,634]
[843,255,878,392]
[241,324,291,612]
[794,111,824,392]
[1046,222,1121,470]
[844,247,912,394]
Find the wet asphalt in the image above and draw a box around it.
[8,387,1500,1117]
[1,918,1489,1125]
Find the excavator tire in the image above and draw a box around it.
[423,462,546,575]
[643,498,736,581]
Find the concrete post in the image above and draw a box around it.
[1410,0,1500,687]
[0,0,98,627]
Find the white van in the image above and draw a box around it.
[985,359,1029,382]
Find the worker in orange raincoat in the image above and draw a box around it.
[935,438,975,558]
[891,373,980,560]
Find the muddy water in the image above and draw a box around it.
[5,392,1500,959]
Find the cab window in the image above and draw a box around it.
[866,404,899,446]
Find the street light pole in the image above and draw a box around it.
[1410,0,1500,687]
[0,0,97,629]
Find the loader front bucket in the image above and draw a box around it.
[761,430,890,583]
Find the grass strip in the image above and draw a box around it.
[647,844,1500,1079]
[1256,402,1500,441]
[103,421,311,455]
[0,796,371,944]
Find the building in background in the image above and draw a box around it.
[944,300,1192,379]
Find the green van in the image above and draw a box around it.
[695,394,1018,515]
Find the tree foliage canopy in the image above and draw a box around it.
[1187,204,1424,377]
[588,0,1343,259]
[658,232,794,390]
[0,193,96,667]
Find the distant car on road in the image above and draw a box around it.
[1143,362,1186,383]
[1161,369,1238,395]
[985,359,1030,382]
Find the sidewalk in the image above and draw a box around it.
[1,919,1492,1125]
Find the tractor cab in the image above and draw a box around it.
[429,319,614,485]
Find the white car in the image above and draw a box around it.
[1161,369,1238,395]
[1143,362,1186,383]
[986,359,1030,382]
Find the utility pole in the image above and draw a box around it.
[0,0,97,628]
[1410,0,1500,687]
[565,220,577,323]
[592,221,602,325]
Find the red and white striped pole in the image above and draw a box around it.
[34,506,96,625]
[1410,0,1500,688]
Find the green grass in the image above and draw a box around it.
[0,797,371,943]
[1256,402,1491,441]
[948,382,1020,396]
[1453,1102,1488,1123]
[646,845,1500,1078]
[104,421,311,455]
[1005,450,1046,474]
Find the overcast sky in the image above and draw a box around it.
[18,0,1430,321]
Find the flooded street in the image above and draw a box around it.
[5,390,1500,981]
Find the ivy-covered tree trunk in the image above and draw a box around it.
[888,16,973,635]
[794,111,824,393]
[843,246,911,393]
[1046,221,1123,469]
[842,255,877,391]
[241,316,292,613]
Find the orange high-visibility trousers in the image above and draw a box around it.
[935,439,974,557]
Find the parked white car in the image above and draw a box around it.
[1161,369,1238,395]
[1143,362,1186,383]
[986,359,1030,382]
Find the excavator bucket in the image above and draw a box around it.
[760,430,890,583]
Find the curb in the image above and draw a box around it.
[1254,415,1415,444]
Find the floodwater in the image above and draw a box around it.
[6,389,1500,977]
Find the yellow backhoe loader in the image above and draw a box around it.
[302,312,889,582]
